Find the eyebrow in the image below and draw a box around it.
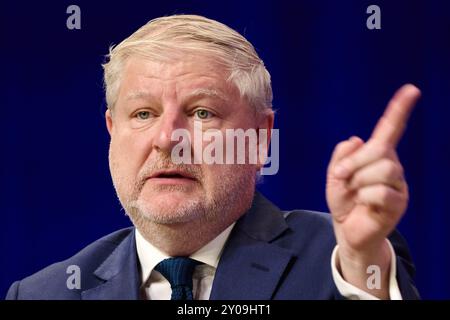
[125,88,229,103]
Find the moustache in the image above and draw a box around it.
[135,157,203,190]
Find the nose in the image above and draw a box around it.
[153,108,185,154]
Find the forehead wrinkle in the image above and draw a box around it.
[183,88,229,103]
[125,90,159,103]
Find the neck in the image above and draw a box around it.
[135,213,241,256]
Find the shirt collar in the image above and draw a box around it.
[135,223,235,284]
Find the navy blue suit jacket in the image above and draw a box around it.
[5,192,419,299]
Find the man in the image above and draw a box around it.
[6,14,420,300]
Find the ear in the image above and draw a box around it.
[105,109,113,136]
[257,110,275,169]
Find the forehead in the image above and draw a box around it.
[118,55,236,99]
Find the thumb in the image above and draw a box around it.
[326,136,364,219]
[327,136,364,178]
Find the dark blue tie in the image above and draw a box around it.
[154,257,200,300]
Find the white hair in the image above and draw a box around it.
[102,14,273,114]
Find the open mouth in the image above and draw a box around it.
[147,170,197,184]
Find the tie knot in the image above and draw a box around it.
[154,257,200,289]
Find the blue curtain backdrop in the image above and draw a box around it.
[1,0,449,299]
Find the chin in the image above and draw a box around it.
[142,185,200,204]
[135,189,205,224]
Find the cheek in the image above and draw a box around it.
[200,163,256,189]
[109,131,152,180]
[198,164,220,188]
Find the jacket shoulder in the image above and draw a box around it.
[283,209,333,226]
[283,209,334,238]
[275,209,336,254]
[6,227,134,300]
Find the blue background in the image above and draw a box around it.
[1,0,449,299]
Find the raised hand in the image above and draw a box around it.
[326,84,421,298]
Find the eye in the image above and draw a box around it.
[136,111,151,120]
[194,109,213,120]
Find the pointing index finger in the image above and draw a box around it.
[370,84,421,147]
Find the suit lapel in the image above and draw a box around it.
[81,230,140,300]
[210,191,294,299]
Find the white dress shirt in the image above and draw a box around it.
[135,224,402,300]
[136,224,235,300]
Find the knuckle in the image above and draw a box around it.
[384,160,398,177]
[377,186,391,202]
[389,161,404,179]
[341,157,353,169]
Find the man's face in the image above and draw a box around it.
[106,55,268,227]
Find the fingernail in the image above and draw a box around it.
[334,164,348,178]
